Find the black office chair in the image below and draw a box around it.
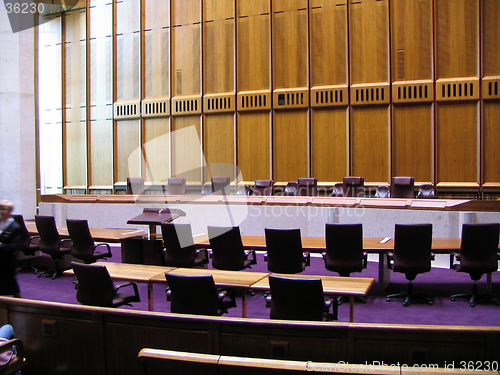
[200,183,212,195]
[391,176,415,198]
[283,181,298,196]
[211,176,230,195]
[126,177,145,195]
[330,182,344,197]
[207,226,257,271]
[264,228,310,274]
[35,215,72,279]
[253,180,274,196]
[297,178,318,196]
[451,223,500,307]
[324,223,367,304]
[343,176,364,197]
[66,219,112,264]
[267,275,337,321]
[72,262,140,308]
[375,185,391,198]
[12,214,39,274]
[161,223,208,268]
[165,273,235,316]
[417,183,437,199]
[236,184,250,195]
[386,224,434,306]
[166,177,186,195]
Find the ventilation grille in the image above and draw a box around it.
[203,93,235,114]
[482,76,500,100]
[436,78,479,102]
[237,90,272,111]
[171,95,202,116]
[392,80,433,103]
[142,98,170,118]
[311,85,348,108]
[113,100,141,120]
[273,88,309,109]
[351,83,390,106]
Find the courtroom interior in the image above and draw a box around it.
[1,0,500,374]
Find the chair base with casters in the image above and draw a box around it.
[451,280,500,307]
[37,240,72,280]
[386,280,433,307]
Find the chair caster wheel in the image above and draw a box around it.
[470,303,475,307]
[451,297,455,302]
[37,274,42,278]
[403,302,409,307]
[386,298,391,302]
[428,301,433,305]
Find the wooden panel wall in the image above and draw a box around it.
[41,0,500,195]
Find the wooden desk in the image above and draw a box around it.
[65,262,175,311]
[250,274,374,322]
[26,222,146,243]
[151,268,270,318]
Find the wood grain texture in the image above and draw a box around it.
[483,0,500,78]
[90,119,114,187]
[351,106,390,181]
[115,120,141,182]
[482,102,500,184]
[237,112,272,181]
[203,113,236,181]
[436,103,478,183]
[311,108,349,182]
[171,116,202,184]
[143,118,170,183]
[273,110,309,182]
[392,104,433,182]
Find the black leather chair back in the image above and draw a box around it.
[165,273,220,316]
[391,176,415,198]
[325,223,364,276]
[253,180,274,196]
[393,224,433,280]
[269,275,325,321]
[265,228,305,274]
[161,223,198,268]
[459,223,500,279]
[297,178,318,196]
[417,183,437,199]
[208,226,247,271]
[283,181,298,196]
[72,262,115,307]
[166,177,186,195]
[35,215,63,255]
[211,177,230,195]
[126,177,145,195]
[343,177,364,197]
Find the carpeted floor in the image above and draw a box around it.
[15,247,500,326]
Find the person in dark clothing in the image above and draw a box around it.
[0,200,22,298]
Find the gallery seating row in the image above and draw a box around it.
[124,176,437,198]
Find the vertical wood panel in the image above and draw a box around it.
[171,117,202,184]
[237,0,270,92]
[89,0,113,188]
[237,112,271,181]
[203,114,236,181]
[311,108,348,181]
[310,0,347,86]
[274,111,309,182]
[436,103,478,183]
[392,105,433,181]
[483,0,500,77]
[171,0,201,97]
[144,118,170,183]
[351,107,390,181]
[482,103,500,184]
[391,0,432,81]
[272,3,308,89]
[435,0,478,79]
[116,120,141,181]
[350,0,389,84]
[65,10,87,187]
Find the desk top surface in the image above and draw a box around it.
[26,222,146,242]
[64,262,175,282]
[192,234,469,253]
[250,274,374,297]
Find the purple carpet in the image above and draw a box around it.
[15,248,500,326]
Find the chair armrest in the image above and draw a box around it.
[29,235,41,246]
[323,297,338,321]
[95,243,112,257]
[263,252,268,261]
[430,253,436,261]
[386,252,394,269]
[115,282,140,299]
[303,251,311,267]
[244,249,257,265]
[196,248,209,264]
[450,252,460,269]
[362,252,368,269]
[0,338,25,373]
